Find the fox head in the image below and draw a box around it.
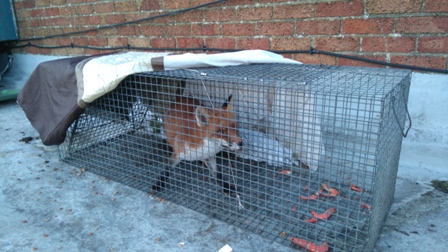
[194,95,242,151]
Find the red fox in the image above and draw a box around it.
[153,95,242,191]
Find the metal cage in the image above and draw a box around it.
[58,64,411,251]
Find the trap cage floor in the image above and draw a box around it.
[58,64,411,251]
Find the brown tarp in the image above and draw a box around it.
[17,55,96,145]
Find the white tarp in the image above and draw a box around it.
[81,51,171,103]
[81,50,300,103]
[163,49,301,70]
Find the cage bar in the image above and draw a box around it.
[58,64,411,251]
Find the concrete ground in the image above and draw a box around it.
[1,58,448,251]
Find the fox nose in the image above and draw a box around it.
[237,141,243,147]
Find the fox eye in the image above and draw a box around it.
[217,129,225,134]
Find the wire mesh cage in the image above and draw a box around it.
[58,64,411,251]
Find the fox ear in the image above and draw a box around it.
[195,106,210,127]
[222,95,234,111]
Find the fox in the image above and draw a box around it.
[152,95,242,191]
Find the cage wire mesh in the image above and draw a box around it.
[58,64,411,251]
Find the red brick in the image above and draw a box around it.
[34,28,49,37]
[41,17,70,26]
[151,38,176,48]
[177,38,203,48]
[36,0,50,8]
[25,46,39,54]
[176,10,203,23]
[281,53,295,59]
[343,18,394,34]
[190,0,218,6]
[125,13,148,22]
[108,37,128,47]
[149,11,175,23]
[118,26,140,36]
[296,20,340,35]
[165,1,189,9]
[315,36,360,52]
[38,47,52,55]
[203,8,235,22]
[23,0,35,9]
[21,29,34,38]
[165,24,191,36]
[84,48,104,55]
[425,0,448,12]
[45,7,60,16]
[16,9,32,19]
[338,54,387,68]
[418,37,448,53]
[20,19,40,28]
[97,28,118,36]
[205,38,235,50]
[294,54,337,65]
[72,37,89,46]
[96,2,115,13]
[31,9,45,17]
[222,23,255,36]
[76,5,94,15]
[115,1,138,12]
[105,14,126,25]
[89,37,108,47]
[396,17,448,34]
[72,16,92,26]
[273,4,314,19]
[362,36,415,53]
[86,16,102,25]
[236,7,272,21]
[317,0,363,17]
[31,19,40,27]
[58,37,72,46]
[225,0,255,5]
[271,38,310,51]
[366,0,422,14]
[390,55,446,70]
[83,29,99,37]
[140,0,161,10]
[256,22,294,36]
[62,27,78,34]
[50,0,65,6]
[13,2,23,10]
[59,6,76,16]
[192,24,220,36]
[66,0,85,4]
[44,38,59,46]
[128,37,150,48]
[236,38,270,50]
[104,48,122,53]
[141,25,165,36]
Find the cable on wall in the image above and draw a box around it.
[8,42,448,75]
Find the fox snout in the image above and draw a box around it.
[227,141,243,151]
[221,134,242,151]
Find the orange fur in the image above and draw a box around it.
[163,96,242,175]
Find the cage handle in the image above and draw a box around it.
[392,95,412,138]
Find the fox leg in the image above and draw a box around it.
[204,156,237,195]
[204,156,218,178]
[152,154,180,191]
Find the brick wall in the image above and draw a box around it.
[11,0,448,70]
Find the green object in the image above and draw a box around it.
[0,89,19,101]
[431,180,448,193]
